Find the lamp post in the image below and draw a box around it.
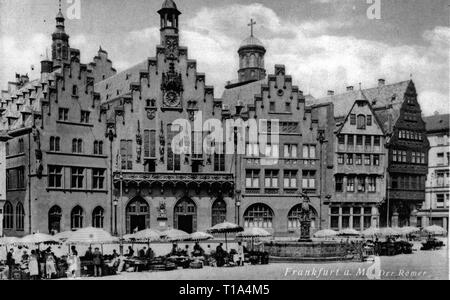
[317,129,326,230]
[106,125,116,235]
[235,190,242,226]
[113,198,118,236]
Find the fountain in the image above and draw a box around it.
[264,192,349,262]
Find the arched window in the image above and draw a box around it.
[357,115,366,129]
[3,201,14,230]
[72,139,83,153]
[92,206,104,228]
[126,197,150,234]
[15,203,25,231]
[71,206,84,230]
[212,199,227,226]
[48,206,62,234]
[244,203,274,228]
[72,85,78,96]
[287,204,317,230]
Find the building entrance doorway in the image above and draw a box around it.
[174,198,197,233]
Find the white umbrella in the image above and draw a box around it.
[379,227,400,237]
[313,229,339,238]
[190,232,214,241]
[236,228,271,238]
[123,229,162,242]
[361,227,381,237]
[207,222,244,251]
[423,225,447,235]
[400,226,420,235]
[0,237,20,246]
[65,227,119,245]
[236,228,272,251]
[19,233,59,245]
[338,228,361,236]
[53,231,74,242]
[161,228,190,242]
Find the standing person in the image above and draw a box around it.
[237,242,245,266]
[38,250,46,279]
[92,248,103,277]
[45,252,57,279]
[215,243,225,267]
[28,250,39,280]
[70,246,81,278]
[6,249,15,280]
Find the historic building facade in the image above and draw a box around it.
[313,80,429,228]
[0,0,431,237]
[418,114,449,229]
[323,89,386,231]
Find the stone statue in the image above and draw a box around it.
[299,192,312,242]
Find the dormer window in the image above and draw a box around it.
[357,115,366,129]
[350,114,356,125]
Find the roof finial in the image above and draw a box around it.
[59,0,62,12]
[248,18,256,37]
[359,82,362,90]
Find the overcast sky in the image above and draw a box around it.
[0,0,448,116]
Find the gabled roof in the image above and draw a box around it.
[310,80,412,133]
[221,79,265,111]
[424,114,450,133]
[94,60,147,103]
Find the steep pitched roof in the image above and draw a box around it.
[424,114,450,133]
[94,60,147,103]
[221,79,265,110]
[310,80,412,133]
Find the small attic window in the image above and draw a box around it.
[106,83,109,89]
[391,94,397,102]
[126,74,131,80]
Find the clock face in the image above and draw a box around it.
[165,91,180,107]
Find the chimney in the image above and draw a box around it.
[378,79,385,87]
[346,86,354,91]
[327,90,334,96]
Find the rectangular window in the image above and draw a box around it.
[214,143,225,172]
[167,125,181,171]
[302,170,316,190]
[368,176,376,192]
[374,136,381,149]
[246,143,259,157]
[373,154,380,166]
[48,166,63,188]
[436,194,445,208]
[246,170,260,188]
[356,135,363,146]
[338,135,345,151]
[347,176,355,192]
[269,102,275,112]
[346,154,353,165]
[367,115,372,126]
[92,169,105,190]
[365,136,372,151]
[80,111,90,123]
[284,170,297,188]
[357,176,365,192]
[364,154,371,166]
[265,170,279,188]
[58,108,69,121]
[71,167,84,189]
[144,130,157,158]
[285,102,291,112]
[6,167,25,190]
[347,135,354,150]
[284,144,298,158]
[302,145,316,159]
[120,140,133,170]
[335,175,343,192]
[337,154,344,164]
[350,114,356,125]
[355,154,362,165]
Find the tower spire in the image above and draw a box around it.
[52,0,70,63]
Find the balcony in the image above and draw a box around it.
[113,172,234,192]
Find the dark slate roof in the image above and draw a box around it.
[221,79,265,109]
[424,114,450,133]
[95,60,147,103]
[161,0,178,9]
[309,80,411,133]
